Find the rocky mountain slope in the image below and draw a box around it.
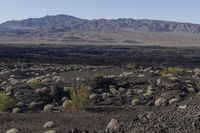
[1,14,200,46]
[1,14,200,33]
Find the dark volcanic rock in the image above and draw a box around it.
[90,77,118,93]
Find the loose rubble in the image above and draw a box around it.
[0,62,200,132]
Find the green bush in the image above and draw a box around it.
[68,84,90,109]
[0,93,15,111]
[160,67,183,75]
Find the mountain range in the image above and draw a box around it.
[0,14,200,46]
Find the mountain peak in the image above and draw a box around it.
[0,14,87,31]
[1,14,200,33]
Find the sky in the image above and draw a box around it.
[0,0,199,24]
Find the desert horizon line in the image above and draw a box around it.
[1,14,200,25]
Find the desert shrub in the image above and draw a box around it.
[94,71,105,78]
[69,84,90,109]
[196,80,200,89]
[0,93,15,111]
[160,67,183,75]
[126,63,136,70]
[27,78,40,86]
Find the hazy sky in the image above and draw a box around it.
[0,0,199,24]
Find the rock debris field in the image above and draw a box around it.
[0,45,200,133]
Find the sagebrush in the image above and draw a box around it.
[0,93,15,111]
[68,84,90,109]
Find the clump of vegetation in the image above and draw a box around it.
[126,63,136,70]
[70,84,90,108]
[94,71,105,78]
[0,93,15,111]
[196,80,200,89]
[63,84,90,109]
[27,78,40,86]
[160,67,183,75]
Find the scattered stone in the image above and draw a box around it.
[187,84,193,87]
[35,87,48,95]
[138,74,145,78]
[192,122,197,129]
[169,77,178,81]
[169,98,179,105]
[89,94,98,100]
[178,105,187,109]
[136,89,144,94]
[109,85,117,95]
[6,128,19,133]
[30,101,44,109]
[41,78,51,83]
[44,104,55,112]
[143,90,153,96]
[131,99,139,106]
[102,93,110,99]
[166,74,173,77]
[126,91,132,97]
[12,107,21,113]
[16,102,25,107]
[52,72,57,76]
[146,111,154,119]
[119,72,133,77]
[119,87,125,92]
[187,88,196,93]
[147,85,154,91]
[45,74,51,77]
[43,130,57,133]
[71,128,78,133]
[156,78,161,85]
[29,101,37,109]
[194,68,200,73]
[185,80,191,83]
[106,119,122,132]
[43,121,55,128]
[62,100,73,109]
[62,97,68,102]
[155,98,167,106]
[76,77,81,81]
